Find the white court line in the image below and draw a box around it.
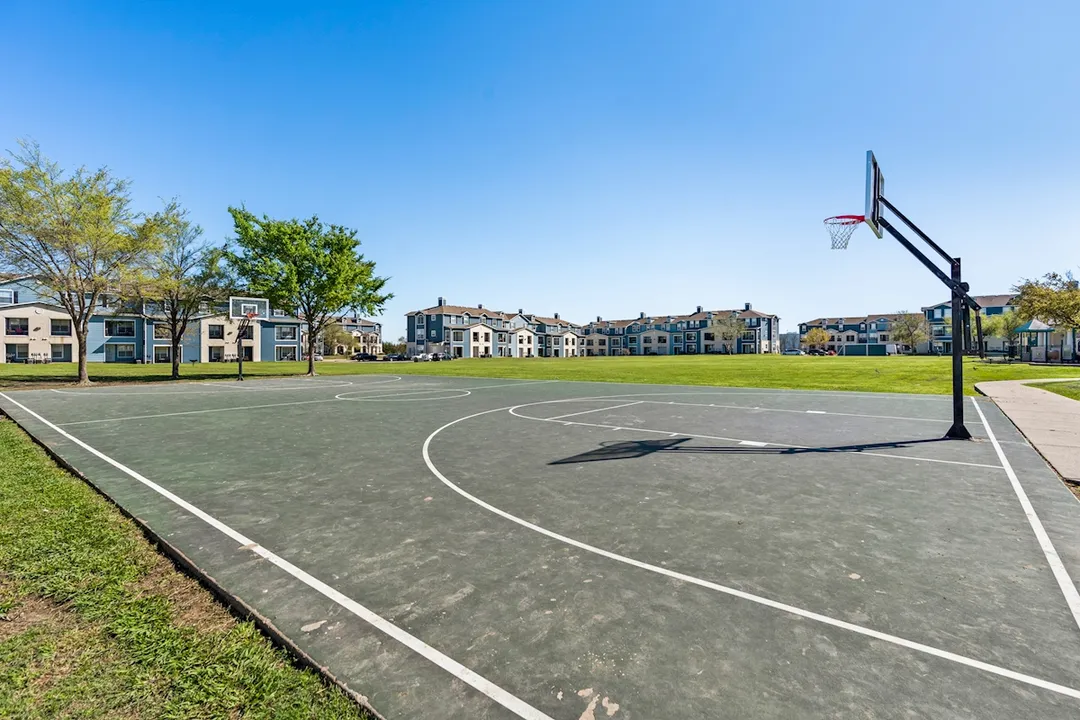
[972,397,1080,633]
[739,440,768,447]
[0,392,553,720]
[643,400,952,424]
[508,407,1003,471]
[57,398,339,426]
[47,376,399,396]
[422,404,1080,702]
[548,401,642,421]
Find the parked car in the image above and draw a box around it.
[313,353,324,361]
[384,353,406,361]
[781,349,805,356]
[412,353,432,362]
[351,352,378,361]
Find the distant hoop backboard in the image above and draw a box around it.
[229,296,268,320]
[864,150,884,238]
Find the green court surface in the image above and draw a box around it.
[2,375,1080,719]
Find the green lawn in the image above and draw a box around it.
[0,420,369,719]
[4,355,1080,395]
[1033,380,1080,402]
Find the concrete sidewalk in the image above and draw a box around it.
[977,379,1080,485]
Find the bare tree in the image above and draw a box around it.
[0,140,164,383]
[709,313,745,354]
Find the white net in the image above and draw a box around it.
[823,215,864,250]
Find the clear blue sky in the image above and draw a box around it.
[3,1,1077,339]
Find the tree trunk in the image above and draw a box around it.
[75,328,90,385]
[307,335,317,376]
[171,338,181,380]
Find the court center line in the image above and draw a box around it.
[508,407,1003,471]
[0,392,553,720]
[971,397,1080,633]
[422,403,1080,702]
[639,400,951,424]
[548,401,643,421]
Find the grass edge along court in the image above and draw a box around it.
[3,354,1080,395]
[0,418,372,720]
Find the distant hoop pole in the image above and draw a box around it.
[237,312,257,381]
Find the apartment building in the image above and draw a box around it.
[798,313,916,355]
[405,298,582,358]
[921,294,1017,354]
[331,315,383,355]
[0,276,305,364]
[579,303,780,356]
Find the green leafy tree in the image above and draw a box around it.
[802,327,829,349]
[136,203,226,379]
[980,309,1024,352]
[320,322,355,355]
[709,313,745,353]
[226,208,391,375]
[0,140,164,383]
[890,312,929,354]
[1015,273,1080,328]
[382,336,407,355]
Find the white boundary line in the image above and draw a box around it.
[0,392,553,720]
[507,400,1002,471]
[421,404,1080,702]
[971,397,1080,632]
[549,401,642,421]
[641,399,951,424]
[47,376,402,396]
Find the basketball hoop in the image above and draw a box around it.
[823,215,864,250]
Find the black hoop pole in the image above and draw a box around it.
[875,214,974,440]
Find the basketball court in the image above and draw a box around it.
[3,374,1080,719]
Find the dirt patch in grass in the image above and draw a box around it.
[130,559,234,635]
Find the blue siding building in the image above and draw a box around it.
[581,303,780,356]
[0,275,305,364]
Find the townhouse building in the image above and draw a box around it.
[579,303,779,356]
[405,298,582,358]
[0,275,305,364]
[331,315,383,355]
[798,313,916,355]
[921,294,1017,355]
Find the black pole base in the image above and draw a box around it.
[946,423,972,440]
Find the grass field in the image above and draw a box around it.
[4,354,1080,395]
[0,420,369,719]
[1034,380,1080,402]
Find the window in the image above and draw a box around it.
[879,334,889,343]
[686,332,696,340]
[105,320,135,337]
[154,345,173,363]
[846,334,855,342]
[239,326,254,340]
[276,346,298,361]
[209,346,224,362]
[428,314,435,322]
[208,324,224,339]
[6,317,29,336]
[241,346,254,361]
[704,332,715,341]
[484,332,490,342]
[742,331,756,341]
[51,344,66,361]
[598,338,606,346]
[672,334,682,343]
[452,330,464,342]
[105,343,135,362]
[276,325,297,341]
[416,315,425,326]
[472,331,479,342]
[628,336,638,343]
[658,336,667,344]
[272,308,286,317]
[643,337,653,344]
[154,324,171,339]
[0,289,14,305]
[5,343,29,360]
[241,302,258,316]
